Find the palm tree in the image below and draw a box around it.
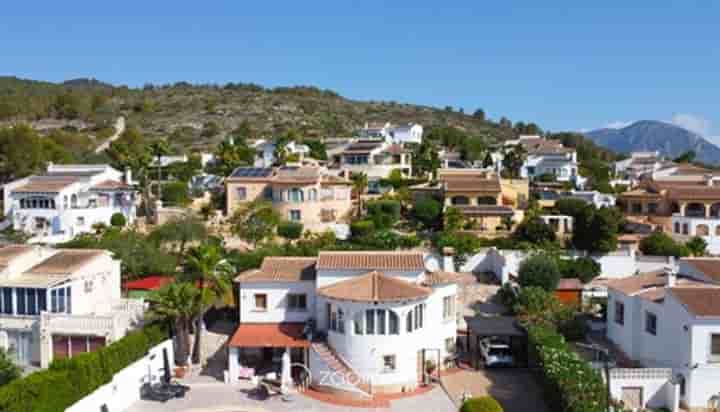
[183,243,234,364]
[149,139,171,200]
[146,282,201,366]
[351,172,368,216]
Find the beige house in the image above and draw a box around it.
[226,166,353,233]
[0,245,145,368]
[412,169,529,236]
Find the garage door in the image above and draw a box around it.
[621,387,643,410]
[52,335,106,360]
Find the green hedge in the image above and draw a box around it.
[0,325,167,412]
[527,325,606,412]
[460,396,504,412]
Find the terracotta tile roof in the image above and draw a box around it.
[317,271,431,302]
[90,180,132,191]
[0,245,35,268]
[12,177,79,193]
[442,177,501,193]
[556,278,584,290]
[681,258,720,282]
[25,249,105,275]
[343,140,384,154]
[317,251,425,271]
[456,205,514,217]
[670,288,720,317]
[228,323,310,348]
[235,257,317,283]
[422,270,462,286]
[608,270,715,302]
[272,167,321,184]
[386,144,410,155]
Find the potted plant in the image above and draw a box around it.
[174,365,188,378]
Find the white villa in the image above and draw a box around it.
[0,245,145,368]
[227,251,459,396]
[359,122,423,145]
[606,259,720,410]
[329,139,413,183]
[2,164,136,244]
[253,140,311,168]
[500,135,585,187]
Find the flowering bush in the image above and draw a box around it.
[528,325,607,412]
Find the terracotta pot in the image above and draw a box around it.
[174,366,187,378]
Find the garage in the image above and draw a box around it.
[463,316,528,369]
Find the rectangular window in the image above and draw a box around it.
[711,334,720,362]
[330,310,337,331]
[16,288,26,315]
[354,314,363,335]
[337,310,345,334]
[254,294,268,311]
[406,311,413,333]
[647,203,658,214]
[1,288,12,314]
[645,312,657,335]
[51,290,58,313]
[58,288,65,313]
[38,289,47,312]
[389,312,399,335]
[289,210,301,221]
[236,187,247,201]
[443,296,455,321]
[66,287,71,313]
[27,289,37,315]
[615,301,625,325]
[366,309,375,335]
[287,294,307,311]
[382,355,396,372]
[377,309,386,335]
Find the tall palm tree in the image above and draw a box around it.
[351,172,368,216]
[146,282,201,366]
[149,139,171,200]
[183,243,234,364]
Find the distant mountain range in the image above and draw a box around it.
[583,120,720,165]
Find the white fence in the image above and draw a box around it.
[65,339,174,412]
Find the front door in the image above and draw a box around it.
[621,387,643,410]
[7,331,32,365]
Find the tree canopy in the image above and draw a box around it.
[518,253,561,291]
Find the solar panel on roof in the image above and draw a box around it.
[231,167,273,178]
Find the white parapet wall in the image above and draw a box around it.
[608,368,678,412]
[65,339,174,412]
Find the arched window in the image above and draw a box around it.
[477,196,497,205]
[389,311,399,335]
[63,196,68,209]
[289,188,304,203]
[451,196,469,206]
[308,189,317,202]
[696,224,709,236]
[71,195,78,208]
[686,203,706,218]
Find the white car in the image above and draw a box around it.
[479,338,515,368]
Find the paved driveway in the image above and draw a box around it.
[125,383,455,412]
[442,368,547,412]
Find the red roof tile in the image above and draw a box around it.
[317,251,425,271]
[317,271,430,302]
[228,323,310,348]
[124,276,174,291]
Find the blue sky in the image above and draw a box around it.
[2,1,719,140]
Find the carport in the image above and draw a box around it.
[464,316,528,369]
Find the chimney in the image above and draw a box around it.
[666,266,677,288]
[442,247,456,273]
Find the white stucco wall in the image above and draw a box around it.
[238,281,316,324]
[65,339,174,412]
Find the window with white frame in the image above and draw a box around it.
[235,187,247,201]
[354,311,364,335]
[645,312,657,335]
[289,210,302,221]
[382,355,396,372]
[0,288,13,314]
[406,304,425,333]
[16,288,47,315]
[337,309,345,334]
[287,294,307,311]
[443,295,455,321]
[711,334,720,363]
[50,286,72,314]
[614,301,624,325]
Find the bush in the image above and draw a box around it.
[639,232,689,257]
[161,181,191,207]
[0,325,167,412]
[460,396,504,412]
[412,197,442,229]
[558,257,601,283]
[528,325,607,412]
[435,232,482,266]
[351,220,375,238]
[110,213,126,227]
[277,221,303,240]
[366,200,401,229]
[513,216,556,244]
[558,317,589,341]
[518,253,561,291]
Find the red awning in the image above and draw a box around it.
[228,323,310,348]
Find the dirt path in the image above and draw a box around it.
[94,116,125,153]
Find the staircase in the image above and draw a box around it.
[311,340,372,397]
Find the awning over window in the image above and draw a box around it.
[228,323,310,348]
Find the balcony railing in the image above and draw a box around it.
[42,313,115,334]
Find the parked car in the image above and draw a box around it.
[479,338,514,368]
